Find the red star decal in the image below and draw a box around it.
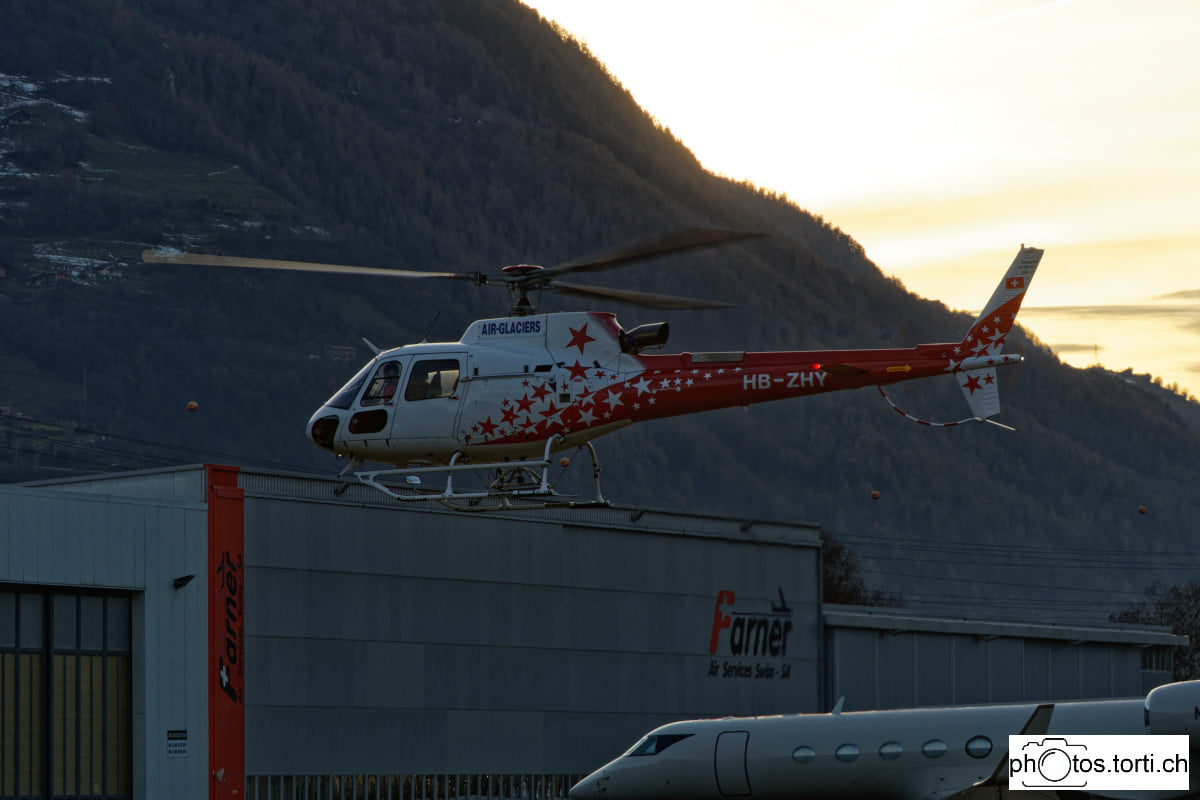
[502,405,519,425]
[478,417,498,437]
[559,405,582,426]
[531,382,552,402]
[566,323,595,354]
[962,374,982,395]
[567,360,589,381]
[515,393,534,414]
[984,374,996,385]
[539,400,561,419]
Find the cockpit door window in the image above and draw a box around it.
[362,361,403,406]
[405,359,461,401]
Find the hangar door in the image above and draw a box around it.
[714,730,751,796]
[0,588,131,800]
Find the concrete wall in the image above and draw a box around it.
[0,481,209,800]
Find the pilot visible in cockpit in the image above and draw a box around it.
[363,361,401,406]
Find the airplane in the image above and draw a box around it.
[143,230,1041,508]
[569,680,1200,800]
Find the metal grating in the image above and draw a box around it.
[244,774,585,800]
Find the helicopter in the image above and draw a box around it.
[143,229,1041,509]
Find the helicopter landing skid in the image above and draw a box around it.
[348,437,609,512]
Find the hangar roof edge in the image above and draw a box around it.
[823,603,1184,647]
[234,465,824,549]
[17,463,824,549]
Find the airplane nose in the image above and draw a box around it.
[569,769,608,800]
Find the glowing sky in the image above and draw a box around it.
[524,0,1200,396]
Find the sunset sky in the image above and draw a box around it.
[525,0,1200,396]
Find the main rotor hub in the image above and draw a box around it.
[501,264,546,316]
[501,264,544,277]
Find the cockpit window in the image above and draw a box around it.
[406,359,461,401]
[362,361,403,406]
[626,733,693,757]
[325,362,373,410]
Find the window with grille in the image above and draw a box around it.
[0,588,131,800]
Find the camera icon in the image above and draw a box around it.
[1016,738,1089,788]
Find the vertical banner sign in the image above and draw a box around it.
[208,465,245,800]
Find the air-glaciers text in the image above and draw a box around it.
[479,319,542,336]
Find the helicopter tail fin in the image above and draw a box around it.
[953,246,1042,422]
[956,366,1002,420]
[960,245,1042,359]
[880,246,1040,428]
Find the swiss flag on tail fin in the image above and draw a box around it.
[966,246,1043,349]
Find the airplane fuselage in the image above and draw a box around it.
[570,681,1200,800]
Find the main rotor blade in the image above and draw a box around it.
[141,251,473,280]
[540,228,764,278]
[551,280,733,310]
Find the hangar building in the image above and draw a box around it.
[0,464,1182,800]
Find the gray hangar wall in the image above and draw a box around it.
[0,473,210,800]
[823,605,1182,712]
[1,464,1185,800]
[238,470,824,777]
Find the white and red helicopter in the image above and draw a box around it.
[144,230,1041,509]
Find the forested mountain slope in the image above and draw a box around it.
[1,0,1197,620]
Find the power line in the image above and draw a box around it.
[834,530,1197,562]
[0,422,180,468]
[0,411,316,473]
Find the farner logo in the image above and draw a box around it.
[708,588,793,657]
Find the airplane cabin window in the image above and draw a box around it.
[835,744,859,763]
[626,733,693,757]
[922,739,948,759]
[965,736,993,759]
[879,741,903,760]
[791,746,815,765]
[406,359,462,402]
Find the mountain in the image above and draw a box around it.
[2,0,1198,622]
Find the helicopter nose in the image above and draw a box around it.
[307,408,342,452]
